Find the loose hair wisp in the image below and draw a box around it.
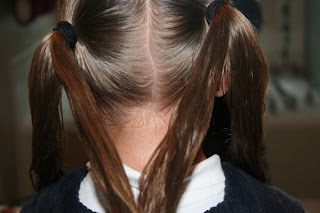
[29,0,268,212]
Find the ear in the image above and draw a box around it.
[215,75,228,97]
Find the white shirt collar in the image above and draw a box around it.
[80,155,225,213]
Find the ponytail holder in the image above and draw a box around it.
[53,21,78,48]
[206,0,227,25]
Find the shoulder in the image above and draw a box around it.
[208,162,305,213]
[21,168,93,213]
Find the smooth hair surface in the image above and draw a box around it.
[29,0,269,212]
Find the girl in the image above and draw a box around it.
[22,0,304,212]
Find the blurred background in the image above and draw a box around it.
[0,0,319,212]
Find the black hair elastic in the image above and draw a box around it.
[53,21,78,48]
[206,0,227,25]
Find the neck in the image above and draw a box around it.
[108,106,173,172]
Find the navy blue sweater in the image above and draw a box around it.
[21,163,304,213]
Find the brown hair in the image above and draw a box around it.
[29,0,268,212]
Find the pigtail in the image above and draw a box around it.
[29,31,138,212]
[29,34,65,191]
[187,0,268,183]
[222,5,268,182]
[139,1,268,212]
[190,1,269,182]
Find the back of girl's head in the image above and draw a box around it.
[59,0,207,116]
[29,0,268,212]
